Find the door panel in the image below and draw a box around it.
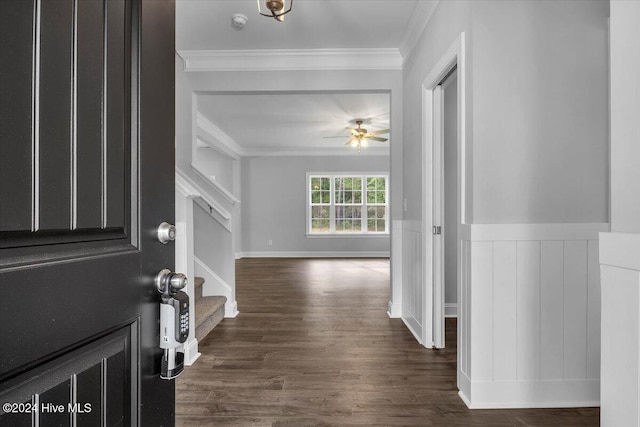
[0,1,34,233]
[138,2,177,424]
[39,0,73,231]
[76,0,106,230]
[0,326,134,427]
[0,1,175,425]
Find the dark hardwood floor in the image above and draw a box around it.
[176,258,599,426]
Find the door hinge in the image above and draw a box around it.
[432,226,442,235]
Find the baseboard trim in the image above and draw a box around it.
[225,300,239,318]
[387,301,402,318]
[239,251,390,258]
[465,379,600,409]
[183,338,201,366]
[445,303,458,318]
[401,316,423,346]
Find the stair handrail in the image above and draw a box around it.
[191,162,240,205]
[176,168,231,220]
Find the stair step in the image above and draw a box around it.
[195,295,226,342]
[194,276,204,301]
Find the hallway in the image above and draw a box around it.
[176,258,599,426]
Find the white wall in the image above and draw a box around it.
[610,1,640,234]
[600,1,640,426]
[240,155,390,255]
[460,223,605,408]
[402,0,610,408]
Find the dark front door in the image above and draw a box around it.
[0,1,175,425]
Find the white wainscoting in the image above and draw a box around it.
[401,220,424,344]
[388,220,404,318]
[600,232,640,427]
[194,256,239,318]
[460,223,609,408]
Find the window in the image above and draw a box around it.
[308,174,388,235]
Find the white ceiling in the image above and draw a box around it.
[197,92,391,154]
[177,0,421,51]
[178,0,428,154]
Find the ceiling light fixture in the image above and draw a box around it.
[256,0,293,23]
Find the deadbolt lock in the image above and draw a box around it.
[157,222,177,244]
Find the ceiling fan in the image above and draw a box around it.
[324,120,390,151]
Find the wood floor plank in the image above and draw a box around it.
[176,258,599,426]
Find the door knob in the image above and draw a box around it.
[157,222,177,244]
[155,269,187,294]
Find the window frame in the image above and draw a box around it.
[306,172,389,237]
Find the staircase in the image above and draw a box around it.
[194,276,226,342]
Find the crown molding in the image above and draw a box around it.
[399,0,439,63]
[178,48,403,72]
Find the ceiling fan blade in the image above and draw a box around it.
[367,136,388,142]
[368,129,390,136]
[345,138,356,146]
[349,128,359,136]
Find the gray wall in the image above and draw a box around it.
[241,155,390,254]
[472,0,609,223]
[444,72,458,305]
[402,0,610,225]
[193,147,235,193]
[193,202,235,285]
[403,0,471,223]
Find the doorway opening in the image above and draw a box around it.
[433,67,459,349]
[419,33,466,355]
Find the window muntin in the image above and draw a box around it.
[308,174,388,235]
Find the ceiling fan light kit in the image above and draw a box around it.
[257,0,293,22]
[323,119,390,153]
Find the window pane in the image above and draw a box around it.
[367,190,376,204]
[312,219,330,233]
[311,177,320,190]
[376,177,385,190]
[320,190,330,204]
[376,191,385,204]
[321,178,330,190]
[377,220,385,231]
[335,205,361,232]
[353,190,362,204]
[312,206,329,218]
[337,219,361,233]
[367,177,375,190]
[311,191,320,204]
